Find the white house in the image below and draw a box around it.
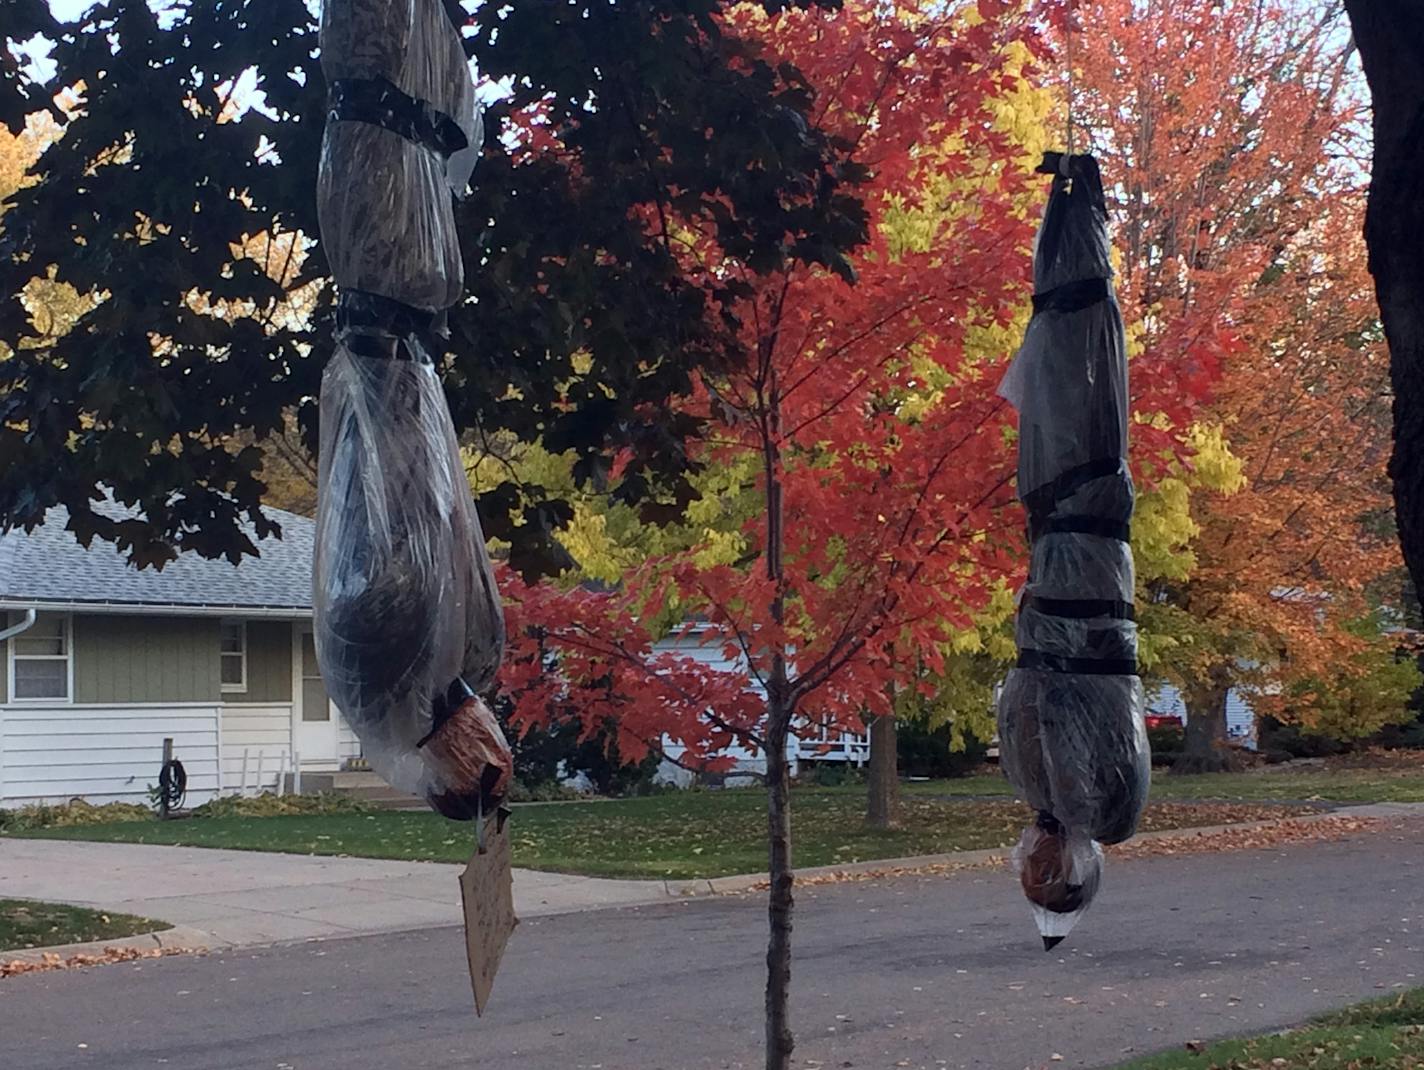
[0,499,359,807]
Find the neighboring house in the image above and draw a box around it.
[1146,683,1258,749]
[0,499,359,807]
[650,623,869,786]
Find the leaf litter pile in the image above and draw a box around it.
[762,812,1386,892]
[1,945,200,980]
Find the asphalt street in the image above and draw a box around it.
[3,817,1421,1070]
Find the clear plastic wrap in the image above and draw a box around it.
[315,341,508,818]
[313,0,509,821]
[997,153,1150,944]
[317,0,482,309]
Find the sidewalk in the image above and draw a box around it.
[0,838,675,955]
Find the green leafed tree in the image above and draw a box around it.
[0,0,865,569]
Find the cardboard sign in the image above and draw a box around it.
[459,815,517,1016]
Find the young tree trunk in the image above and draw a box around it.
[764,699,795,1070]
[865,714,900,829]
[761,350,796,1070]
[1171,664,1236,775]
[1342,0,1424,610]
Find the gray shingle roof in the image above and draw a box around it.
[0,497,316,613]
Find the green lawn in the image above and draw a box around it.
[0,899,169,954]
[1115,987,1424,1068]
[18,791,1300,879]
[900,768,1424,804]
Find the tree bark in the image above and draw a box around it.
[1171,663,1236,775]
[865,713,900,829]
[764,700,795,1070]
[1342,0,1424,607]
[761,352,795,1070]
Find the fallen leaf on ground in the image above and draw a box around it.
[1,946,201,979]
[737,815,1394,892]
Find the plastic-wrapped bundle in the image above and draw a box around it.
[997,153,1150,947]
[314,0,509,820]
[317,0,481,310]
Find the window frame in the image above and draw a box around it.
[219,619,248,695]
[7,611,75,705]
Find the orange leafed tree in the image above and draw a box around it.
[1064,0,1400,768]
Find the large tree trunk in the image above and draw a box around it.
[865,714,900,829]
[1171,664,1236,775]
[1342,0,1424,605]
[764,700,795,1070]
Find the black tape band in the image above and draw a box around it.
[1031,276,1110,314]
[1033,515,1131,543]
[1022,595,1135,622]
[1021,457,1126,520]
[337,290,446,363]
[328,76,468,158]
[1017,648,1139,676]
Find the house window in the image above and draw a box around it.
[10,613,72,702]
[220,620,247,693]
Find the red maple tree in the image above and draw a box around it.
[495,2,1210,1064]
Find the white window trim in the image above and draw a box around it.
[6,611,75,705]
[220,619,248,695]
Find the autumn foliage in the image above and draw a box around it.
[1058,0,1404,760]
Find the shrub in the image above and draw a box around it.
[506,779,582,803]
[1146,722,1185,766]
[1257,716,1352,759]
[897,720,989,779]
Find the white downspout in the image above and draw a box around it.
[0,608,37,642]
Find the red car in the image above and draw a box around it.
[1144,713,1183,730]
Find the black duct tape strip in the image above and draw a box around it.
[1032,515,1131,543]
[328,75,468,158]
[338,289,446,338]
[1017,648,1139,676]
[1021,457,1127,520]
[1022,595,1136,622]
[1031,276,1110,314]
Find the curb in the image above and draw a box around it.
[658,802,1424,899]
[0,924,220,967]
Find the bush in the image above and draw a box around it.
[506,779,582,803]
[1375,714,1424,750]
[0,799,152,832]
[897,720,989,779]
[799,762,864,788]
[495,702,662,798]
[1257,716,1352,759]
[188,792,372,819]
[1146,722,1185,767]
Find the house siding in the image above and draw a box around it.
[242,620,293,703]
[1147,683,1257,748]
[74,615,221,704]
[0,703,221,806]
[219,704,293,793]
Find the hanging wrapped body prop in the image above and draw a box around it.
[996,153,1150,949]
[313,0,511,822]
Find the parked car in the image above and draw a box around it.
[1145,713,1184,730]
